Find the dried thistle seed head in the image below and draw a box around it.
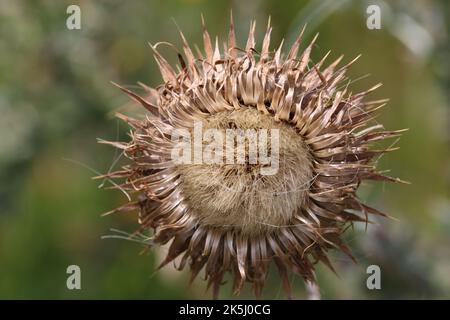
[101,16,405,299]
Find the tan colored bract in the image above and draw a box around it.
[100,16,405,298]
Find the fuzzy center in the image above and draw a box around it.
[176,108,313,235]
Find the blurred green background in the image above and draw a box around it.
[0,0,449,299]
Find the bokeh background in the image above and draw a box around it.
[0,0,449,299]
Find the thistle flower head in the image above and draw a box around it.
[101,16,404,298]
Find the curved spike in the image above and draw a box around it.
[228,10,237,58]
[298,32,319,72]
[213,36,221,63]
[261,16,272,62]
[178,29,198,77]
[274,38,284,67]
[316,50,331,69]
[274,258,293,299]
[336,54,362,73]
[287,24,306,60]
[148,42,177,84]
[111,82,159,116]
[245,20,256,52]
[201,14,213,62]
[323,54,344,77]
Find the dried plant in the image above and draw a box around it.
[98,16,405,299]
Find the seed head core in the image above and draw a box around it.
[177,108,313,235]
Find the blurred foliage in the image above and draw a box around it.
[0,0,449,299]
